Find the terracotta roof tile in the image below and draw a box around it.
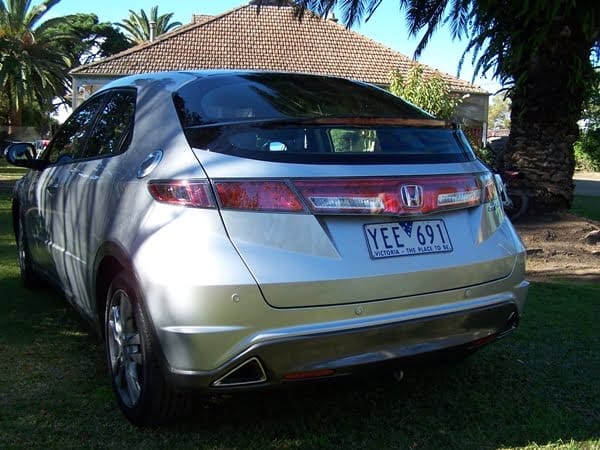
[192,14,214,24]
[71,4,486,94]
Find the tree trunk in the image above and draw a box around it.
[6,81,23,139]
[504,14,593,213]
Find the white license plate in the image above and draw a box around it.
[364,220,453,259]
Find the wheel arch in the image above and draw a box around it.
[93,242,136,338]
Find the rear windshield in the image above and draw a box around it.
[173,73,475,164]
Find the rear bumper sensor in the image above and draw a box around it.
[211,357,267,387]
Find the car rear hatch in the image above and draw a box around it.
[169,72,515,308]
[187,150,514,309]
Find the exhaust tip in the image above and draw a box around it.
[498,311,519,339]
[212,357,267,387]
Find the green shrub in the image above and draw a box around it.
[389,66,461,120]
[574,129,600,171]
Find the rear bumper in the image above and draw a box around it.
[164,294,524,391]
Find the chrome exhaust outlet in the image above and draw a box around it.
[212,357,267,387]
[497,311,519,339]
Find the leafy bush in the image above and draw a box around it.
[389,66,461,120]
[574,129,600,171]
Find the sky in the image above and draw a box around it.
[44,0,502,93]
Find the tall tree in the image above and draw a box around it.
[51,13,131,67]
[293,0,600,213]
[0,1,128,137]
[0,0,72,136]
[115,6,181,44]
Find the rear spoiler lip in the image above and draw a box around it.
[185,117,447,130]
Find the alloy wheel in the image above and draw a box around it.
[107,289,143,408]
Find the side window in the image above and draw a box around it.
[83,90,136,159]
[44,94,107,164]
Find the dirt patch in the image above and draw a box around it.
[515,213,600,282]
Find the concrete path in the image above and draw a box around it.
[574,172,600,197]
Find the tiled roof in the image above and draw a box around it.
[192,14,214,24]
[71,3,486,94]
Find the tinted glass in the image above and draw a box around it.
[174,73,430,127]
[83,90,136,159]
[44,94,107,164]
[174,73,473,164]
[184,124,474,164]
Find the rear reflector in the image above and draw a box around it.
[283,369,336,380]
[148,180,215,208]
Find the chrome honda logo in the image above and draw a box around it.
[400,185,423,208]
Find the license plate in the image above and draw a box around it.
[364,219,453,259]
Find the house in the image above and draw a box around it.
[70,0,489,140]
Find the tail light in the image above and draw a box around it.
[148,180,215,208]
[214,180,305,212]
[148,173,496,215]
[294,174,491,215]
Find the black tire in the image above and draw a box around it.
[16,216,43,288]
[504,190,529,222]
[105,273,191,426]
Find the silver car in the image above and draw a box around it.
[7,71,528,426]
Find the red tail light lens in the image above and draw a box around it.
[214,180,305,212]
[148,180,215,208]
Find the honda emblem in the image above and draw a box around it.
[400,185,423,208]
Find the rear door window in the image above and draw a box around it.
[82,90,136,159]
[44,94,108,164]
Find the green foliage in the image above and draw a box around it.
[488,94,511,128]
[580,69,600,131]
[574,129,600,171]
[389,65,461,120]
[329,128,378,152]
[0,1,129,138]
[475,143,495,166]
[115,6,182,44]
[0,0,73,133]
[50,13,131,67]
[575,70,600,171]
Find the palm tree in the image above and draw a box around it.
[293,0,600,213]
[115,6,181,44]
[0,0,76,137]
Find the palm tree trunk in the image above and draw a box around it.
[7,108,23,139]
[6,82,23,139]
[504,15,593,213]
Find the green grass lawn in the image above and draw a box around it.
[0,175,598,448]
[572,196,600,222]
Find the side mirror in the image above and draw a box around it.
[5,142,45,170]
